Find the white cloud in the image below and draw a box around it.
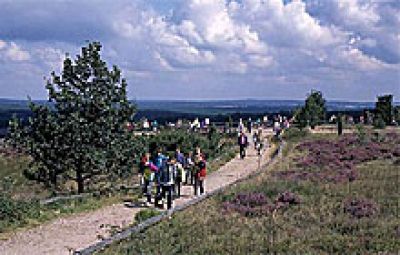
[0,0,399,100]
[0,40,6,50]
[2,42,31,61]
[336,0,380,28]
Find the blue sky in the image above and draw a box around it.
[0,0,399,101]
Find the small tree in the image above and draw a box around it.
[394,106,400,125]
[7,42,136,193]
[297,90,326,129]
[375,95,393,125]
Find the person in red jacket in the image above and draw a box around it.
[194,153,206,196]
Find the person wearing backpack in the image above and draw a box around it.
[142,153,158,206]
[154,148,168,208]
[158,157,176,209]
[194,154,207,196]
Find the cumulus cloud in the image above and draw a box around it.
[0,41,31,61]
[0,0,398,100]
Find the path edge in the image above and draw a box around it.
[75,141,285,255]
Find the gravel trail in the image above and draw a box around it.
[0,130,274,255]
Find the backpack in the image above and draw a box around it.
[198,160,206,170]
[143,166,154,181]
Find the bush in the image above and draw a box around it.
[0,195,40,231]
[134,208,161,223]
[373,115,386,129]
[343,197,379,218]
[282,127,309,141]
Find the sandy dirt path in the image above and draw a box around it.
[0,130,274,255]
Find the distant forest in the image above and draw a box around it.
[0,99,379,137]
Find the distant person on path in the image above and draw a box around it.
[238,131,248,159]
[252,131,258,149]
[273,120,281,138]
[194,153,207,196]
[247,118,252,133]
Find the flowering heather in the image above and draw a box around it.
[276,133,400,183]
[222,191,301,217]
[343,197,379,218]
[275,191,301,205]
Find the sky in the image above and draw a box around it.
[0,0,399,101]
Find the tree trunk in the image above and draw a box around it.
[50,170,57,187]
[76,169,84,194]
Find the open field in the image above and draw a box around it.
[98,131,400,254]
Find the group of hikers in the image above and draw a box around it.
[137,116,290,210]
[138,147,207,209]
[237,119,264,159]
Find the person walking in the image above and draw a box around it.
[154,148,168,208]
[138,153,147,188]
[194,154,206,196]
[158,157,176,209]
[238,131,248,159]
[247,118,252,133]
[142,153,157,206]
[185,151,195,185]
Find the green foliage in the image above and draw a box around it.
[296,90,326,129]
[375,95,393,125]
[134,208,161,223]
[355,124,367,143]
[282,127,309,142]
[394,106,400,124]
[7,42,136,193]
[373,114,386,129]
[0,195,40,231]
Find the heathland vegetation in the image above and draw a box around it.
[99,130,400,254]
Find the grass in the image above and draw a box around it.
[98,133,400,254]
[0,155,51,200]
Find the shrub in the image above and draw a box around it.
[343,197,379,218]
[222,191,301,217]
[0,195,40,231]
[373,114,386,129]
[282,127,309,141]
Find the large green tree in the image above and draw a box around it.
[375,95,393,125]
[296,90,326,129]
[8,42,136,193]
